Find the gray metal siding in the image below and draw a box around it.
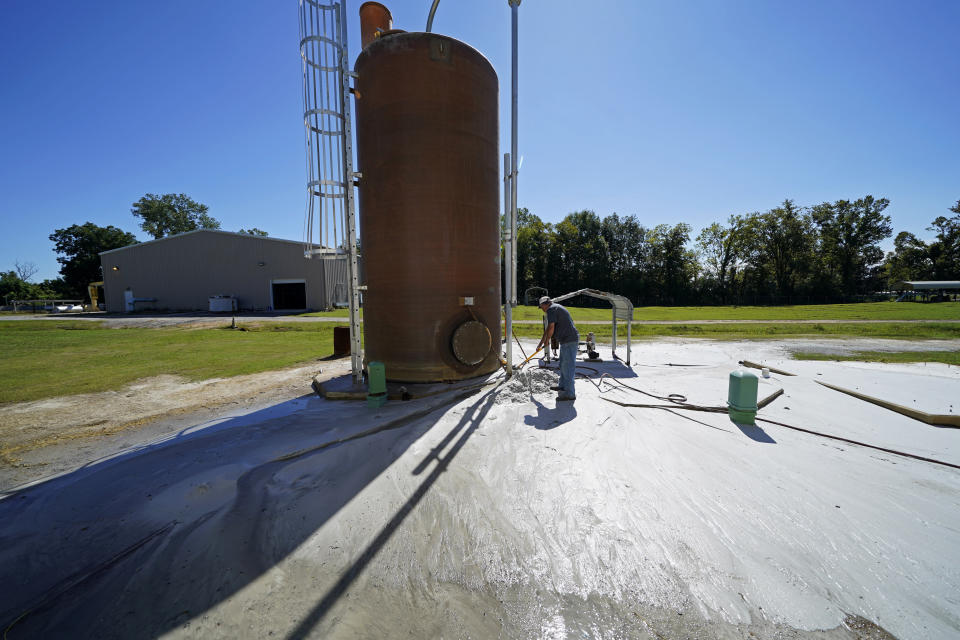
[100,231,347,312]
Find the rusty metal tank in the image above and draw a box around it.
[354,29,501,382]
[358,2,392,49]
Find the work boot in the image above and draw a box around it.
[550,386,561,391]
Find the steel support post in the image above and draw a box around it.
[506,0,520,373]
[612,307,618,357]
[509,0,519,309]
[503,152,513,375]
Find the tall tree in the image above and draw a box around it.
[1,273,63,302]
[607,214,648,303]
[811,196,892,298]
[646,223,695,305]
[757,200,815,302]
[14,260,39,282]
[1,271,35,302]
[884,231,932,286]
[131,193,219,239]
[560,210,610,295]
[515,208,553,298]
[238,228,269,236]
[927,200,960,280]
[601,213,648,302]
[49,223,138,297]
[696,216,743,304]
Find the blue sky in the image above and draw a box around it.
[1,0,958,282]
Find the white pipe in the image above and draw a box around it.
[509,0,519,308]
[503,153,513,376]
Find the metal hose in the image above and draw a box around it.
[425,0,440,32]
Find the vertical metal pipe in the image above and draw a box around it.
[425,0,441,32]
[611,307,617,356]
[509,0,519,308]
[339,0,364,384]
[503,152,512,375]
[502,0,519,374]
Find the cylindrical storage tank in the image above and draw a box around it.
[332,326,351,356]
[355,32,501,382]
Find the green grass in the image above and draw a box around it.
[302,302,960,322]
[4,311,959,405]
[792,350,960,366]
[508,301,960,322]
[510,322,960,341]
[0,320,342,404]
[300,308,359,318]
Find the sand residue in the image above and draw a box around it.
[494,366,558,404]
[0,359,350,490]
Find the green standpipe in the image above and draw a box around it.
[367,361,388,408]
[727,369,758,425]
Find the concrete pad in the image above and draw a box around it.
[1,338,957,639]
[317,370,504,401]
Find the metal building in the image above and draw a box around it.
[99,230,350,313]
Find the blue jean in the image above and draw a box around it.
[558,341,577,399]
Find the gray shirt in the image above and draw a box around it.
[546,303,579,345]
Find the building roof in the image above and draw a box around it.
[898,281,960,290]
[99,229,308,256]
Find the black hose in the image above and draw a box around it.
[599,373,688,404]
[756,417,960,471]
[599,379,960,472]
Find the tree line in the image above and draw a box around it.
[7,192,957,308]
[516,197,960,306]
[2,193,268,302]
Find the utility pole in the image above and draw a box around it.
[504,0,520,375]
[504,152,513,375]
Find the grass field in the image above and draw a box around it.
[511,301,960,322]
[511,322,960,341]
[0,320,337,404]
[303,302,960,322]
[792,350,960,366]
[3,307,959,405]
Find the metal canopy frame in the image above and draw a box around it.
[897,280,960,290]
[549,288,633,365]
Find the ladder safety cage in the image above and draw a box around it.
[299,0,363,383]
[300,0,347,258]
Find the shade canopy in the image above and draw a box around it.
[549,288,634,364]
[898,281,960,290]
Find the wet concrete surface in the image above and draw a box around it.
[1,340,957,638]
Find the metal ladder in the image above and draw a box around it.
[299,0,363,383]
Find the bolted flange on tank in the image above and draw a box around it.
[728,369,759,424]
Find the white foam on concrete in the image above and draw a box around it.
[1,338,958,639]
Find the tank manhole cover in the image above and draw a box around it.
[451,320,491,366]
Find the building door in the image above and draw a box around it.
[271,280,307,310]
